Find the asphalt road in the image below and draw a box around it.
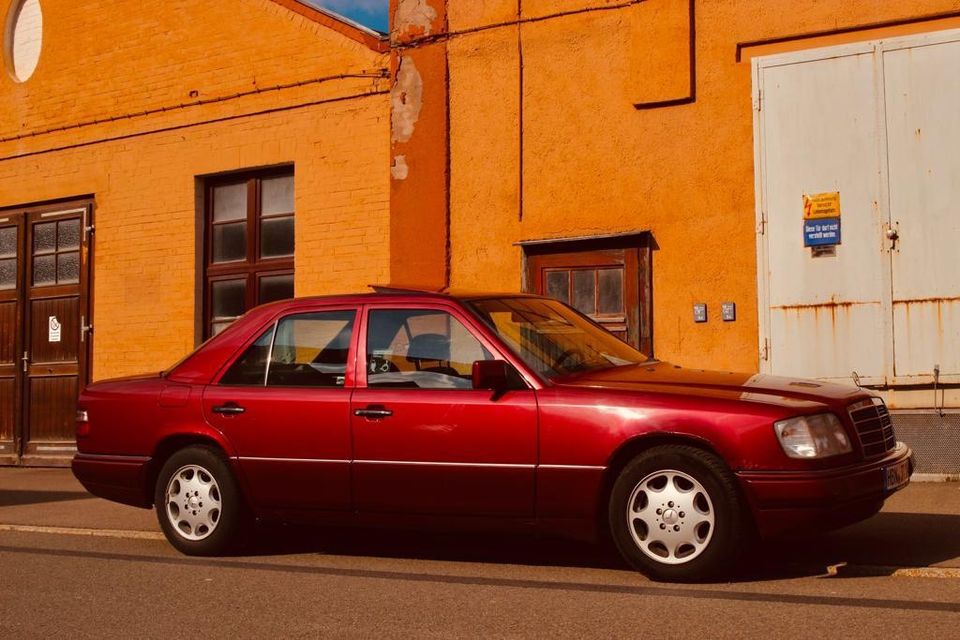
[2,525,959,639]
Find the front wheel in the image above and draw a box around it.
[608,446,747,582]
[154,445,244,556]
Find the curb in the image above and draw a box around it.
[824,562,960,579]
[0,523,164,541]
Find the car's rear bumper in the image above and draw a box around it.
[72,453,153,508]
[736,443,913,538]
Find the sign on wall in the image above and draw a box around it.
[802,192,841,247]
[48,315,61,343]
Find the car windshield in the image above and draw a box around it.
[467,297,649,378]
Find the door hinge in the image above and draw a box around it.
[756,212,767,235]
[760,338,770,361]
[753,89,762,112]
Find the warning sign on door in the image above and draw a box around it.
[803,218,841,247]
[48,316,61,343]
[803,192,841,219]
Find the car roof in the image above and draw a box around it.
[165,287,546,384]
[254,287,544,311]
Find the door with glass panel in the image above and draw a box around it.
[202,308,357,511]
[0,202,92,465]
[0,214,24,463]
[524,238,652,355]
[205,170,295,338]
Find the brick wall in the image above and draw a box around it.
[0,0,391,380]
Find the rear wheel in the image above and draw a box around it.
[154,445,243,556]
[609,445,747,582]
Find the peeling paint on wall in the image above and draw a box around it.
[394,0,437,37]
[391,154,409,180]
[391,56,423,143]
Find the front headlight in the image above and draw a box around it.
[774,413,852,459]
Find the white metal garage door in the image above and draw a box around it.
[754,29,960,386]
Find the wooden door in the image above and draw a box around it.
[524,235,653,355]
[0,214,25,464]
[14,203,92,465]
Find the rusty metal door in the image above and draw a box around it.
[0,203,92,465]
[753,43,891,384]
[883,33,960,383]
[755,29,960,387]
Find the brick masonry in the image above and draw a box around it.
[0,0,391,380]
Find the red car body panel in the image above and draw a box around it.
[72,292,913,542]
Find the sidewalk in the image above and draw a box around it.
[0,467,156,532]
[1,467,958,572]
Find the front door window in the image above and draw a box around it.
[365,308,492,390]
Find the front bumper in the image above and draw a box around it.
[737,443,913,538]
[72,453,153,508]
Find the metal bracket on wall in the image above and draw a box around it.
[934,364,945,417]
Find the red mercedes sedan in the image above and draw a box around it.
[72,290,912,581]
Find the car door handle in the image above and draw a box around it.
[212,404,245,416]
[354,406,393,419]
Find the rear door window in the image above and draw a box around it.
[220,309,356,387]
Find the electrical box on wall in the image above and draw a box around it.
[693,304,707,323]
[721,302,736,322]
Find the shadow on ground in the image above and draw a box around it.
[0,490,91,508]
[241,511,960,582]
[751,511,960,578]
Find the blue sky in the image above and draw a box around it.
[311,0,389,33]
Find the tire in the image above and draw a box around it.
[154,445,244,556]
[608,445,747,582]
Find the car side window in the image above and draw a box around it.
[366,309,492,390]
[220,310,356,387]
[219,327,275,386]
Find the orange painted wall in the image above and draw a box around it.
[0,0,390,380]
[388,0,450,289]
[432,0,960,372]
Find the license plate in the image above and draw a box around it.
[883,459,910,491]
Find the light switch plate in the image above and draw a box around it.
[721,302,736,322]
[693,304,707,323]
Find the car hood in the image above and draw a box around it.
[552,362,866,409]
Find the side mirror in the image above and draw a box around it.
[472,360,512,392]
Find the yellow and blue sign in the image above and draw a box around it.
[802,192,841,247]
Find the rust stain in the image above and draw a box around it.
[892,296,960,305]
[770,300,877,311]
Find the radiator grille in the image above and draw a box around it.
[848,399,897,458]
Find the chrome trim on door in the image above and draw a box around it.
[238,457,351,464]
[354,460,535,469]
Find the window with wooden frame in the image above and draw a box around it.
[204,169,295,337]
[522,233,653,355]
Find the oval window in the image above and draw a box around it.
[5,0,43,82]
